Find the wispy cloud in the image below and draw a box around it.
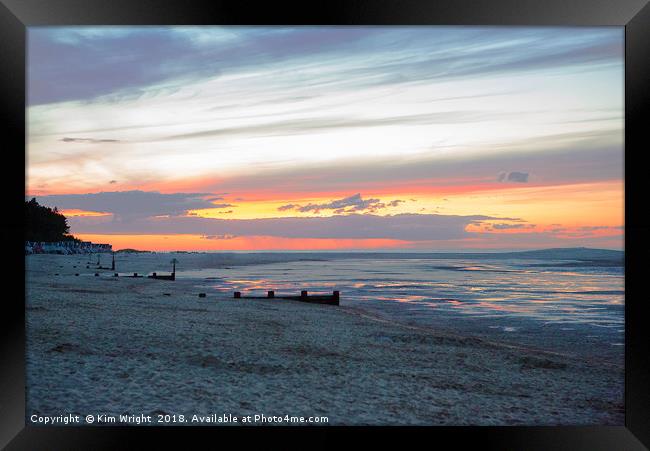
[28,27,381,106]
[28,27,622,106]
[498,171,529,183]
[202,234,237,240]
[158,111,503,142]
[61,137,121,143]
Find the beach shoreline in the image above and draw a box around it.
[26,254,624,425]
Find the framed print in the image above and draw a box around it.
[1,0,649,449]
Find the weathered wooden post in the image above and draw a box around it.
[170,258,178,281]
[333,290,340,301]
[152,272,157,277]
[267,290,275,298]
[111,252,115,271]
[301,290,308,298]
[234,291,241,298]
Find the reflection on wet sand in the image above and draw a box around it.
[182,257,623,361]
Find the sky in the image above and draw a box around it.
[26,26,624,251]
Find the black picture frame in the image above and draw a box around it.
[1,0,648,449]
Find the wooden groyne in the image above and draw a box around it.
[148,258,177,281]
[234,290,340,306]
[148,272,175,281]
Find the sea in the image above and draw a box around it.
[175,250,624,363]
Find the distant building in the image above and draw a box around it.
[25,240,112,255]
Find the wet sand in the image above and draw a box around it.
[26,254,624,425]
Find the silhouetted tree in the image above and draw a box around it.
[25,198,76,242]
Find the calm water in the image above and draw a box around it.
[180,257,624,362]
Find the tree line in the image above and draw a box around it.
[25,198,79,243]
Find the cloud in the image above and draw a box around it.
[27,28,623,202]
[67,212,515,241]
[158,111,501,142]
[28,27,622,106]
[109,180,117,184]
[187,132,621,198]
[297,193,379,212]
[362,33,623,88]
[202,234,236,240]
[35,190,220,221]
[61,137,121,143]
[388,200,405,207]
[204,196,228,202]
[498,171,529,183]
[577,225,624,231]
[277,204,298,212]
[279,193,388,214]
[491,223,535,230]
[27,27,379,105]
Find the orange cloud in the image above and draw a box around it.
[59,209,112,217]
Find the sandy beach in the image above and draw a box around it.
[26,254,624,425]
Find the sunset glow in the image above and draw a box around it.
[27,26,624,251]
